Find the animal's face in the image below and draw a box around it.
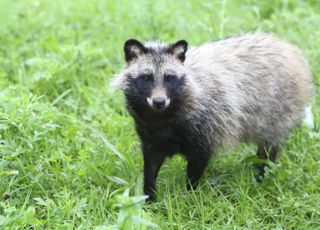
[113,39,189,115]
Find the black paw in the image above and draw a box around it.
[186,180,199,190]
[144,190,156,203]
[146,196,156,203]
[254,164,267,182]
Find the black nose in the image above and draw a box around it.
[152,97,166,109]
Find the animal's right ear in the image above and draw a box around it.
[169,40,188,62]
[124,39,146,63]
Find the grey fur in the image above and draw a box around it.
[112,32,313,149]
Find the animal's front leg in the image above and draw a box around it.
[185,148,211,190]
[143,148,166,202]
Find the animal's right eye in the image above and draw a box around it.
[164,74,177,83]
[139,74,153,82]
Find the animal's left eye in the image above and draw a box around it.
[164,75,177,83]
[139,74,153,82]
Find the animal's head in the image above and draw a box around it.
[111,39,192,117]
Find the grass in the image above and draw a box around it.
[0,0,319,229]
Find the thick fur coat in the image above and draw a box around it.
[111,32,313,201]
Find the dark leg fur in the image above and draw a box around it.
[186,156,210,190]
[141,135,179,202]
[255,144,278,181]
[183,145,211,190]
[143,151,166,202]
[138,121,212,201]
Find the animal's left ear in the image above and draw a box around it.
[169,40,188,62]
[124,39,146,63]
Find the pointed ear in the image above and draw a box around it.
[169,40,188,62]
[124,39,146,63]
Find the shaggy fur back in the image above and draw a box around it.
[181,32,313,147]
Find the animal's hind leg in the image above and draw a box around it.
[255,144,278,181]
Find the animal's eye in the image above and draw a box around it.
[139,74,153,82]
[164,74,177,83]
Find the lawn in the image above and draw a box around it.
[0,0,319,229]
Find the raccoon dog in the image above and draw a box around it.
[111,32,313,202]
